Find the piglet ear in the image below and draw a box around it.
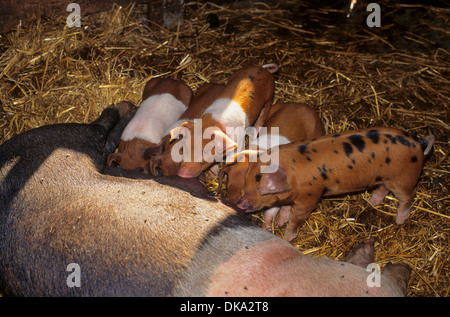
[212,130,238,155]
[107,153,122,166]
[143,140,166,160]
[225,149,262,165]
[170,121,193,141]
[259,167,291,195]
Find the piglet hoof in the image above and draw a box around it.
[395,207,411,226]
[345,239,375,268]
[263,207,280,230]
[368,185,390,206]
[276,206,291,228]
[115,101,135,118]
[382,262,411,296]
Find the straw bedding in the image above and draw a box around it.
[0,0,448,297]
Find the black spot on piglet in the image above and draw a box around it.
[396,135,411,147]
[343,142,353,157]
[366,130,380,144]
[348,135,365,152]
[317,165,328,180]
[384,134,397,144]
[298,143,310,155]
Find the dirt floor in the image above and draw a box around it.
[0,0,448,297]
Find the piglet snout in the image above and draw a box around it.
[177,168,196,178]
[236,199,254,212]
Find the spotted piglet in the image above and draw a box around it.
[237,127,435,241]
[218,102,325,229]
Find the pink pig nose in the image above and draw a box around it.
[177,165,198,178]
[177,169,195,178]
[236,199,254,212]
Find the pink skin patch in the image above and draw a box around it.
[206,238,407,297]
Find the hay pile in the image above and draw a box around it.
[0,1,448,297]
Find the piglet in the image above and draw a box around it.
[107,77,193,171]
[218,102,325,229]
[237,127,435,241]
[145,83,226,176]
[170,63,278,178]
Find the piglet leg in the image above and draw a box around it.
[263,205,291,231]
[276,205,291,227]
[393,189,415,225]
[284,202,316,242]
[385,180,416,225]
[368,184,390,206]
[263,206,280,230]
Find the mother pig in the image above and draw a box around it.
[0,103,409,296]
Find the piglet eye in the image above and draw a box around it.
[255,174,262,182]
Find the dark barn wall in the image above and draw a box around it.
[0,0,151,33]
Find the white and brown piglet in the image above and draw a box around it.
[237,127,435,241]
[170,64,278,178]
[107,78,193,171]
[144,83,226,176]
[218,102,325,229]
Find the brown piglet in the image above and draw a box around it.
[171,64,278,178]
[145,83,226,176]
[107,78,193,171]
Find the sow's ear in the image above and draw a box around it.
[258,167,291,195]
